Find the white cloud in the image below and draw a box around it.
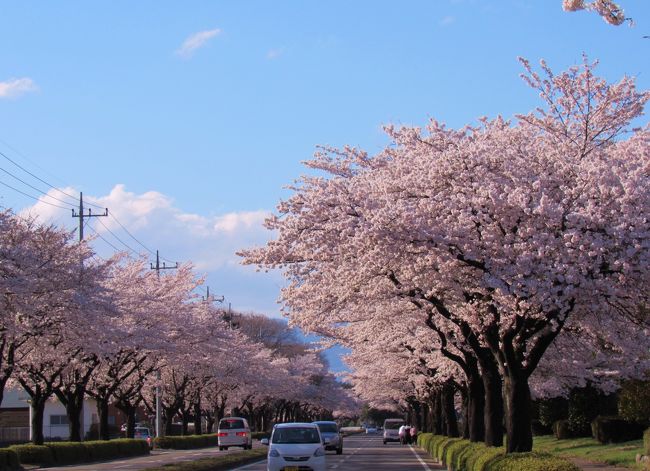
[266,48,283,60]
[0,78,38,99]
[176,28,222,58]
[20,184,271,271]
[19,184,281,314]
[440,16,455,26]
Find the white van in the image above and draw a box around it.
[217,417,252,450]
[382,418,404,444]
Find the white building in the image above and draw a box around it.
[0,388,97,442]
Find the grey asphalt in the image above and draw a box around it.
[39,441,264,470]
[232,433,444,471]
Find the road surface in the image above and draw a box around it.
[40,442,264,470]
[38,434,442,470]
[233,433,443,471]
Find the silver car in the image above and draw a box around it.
[313,420,343,454]
[217,417,252,450]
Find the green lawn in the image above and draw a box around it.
[533,435,645,469]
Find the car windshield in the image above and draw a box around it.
[385,421,403,430]
[272,427,320,444]
[315,423,338,433]
[219,419,245,429]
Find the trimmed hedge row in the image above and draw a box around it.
[645,428,650,456]
[417,433,580,471]
[142,448,267,471]
[7,439,149,466]
[0,449,19,471]
[154,434,218,449]
[590,416,645,444]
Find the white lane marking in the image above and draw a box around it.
[228,458,267,471]
[409,444,433,471]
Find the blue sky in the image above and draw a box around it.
[1,1,648,371]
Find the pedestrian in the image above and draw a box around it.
[398,424,406,445]
[403,424,411,445]
[410,425,417,444]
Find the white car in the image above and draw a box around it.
[217,417,252,450]
[382,418,404,444]
[262,422,326,471]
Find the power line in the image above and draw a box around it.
[0,179,70,210]
[0,149,105,210]
[0,140,180,264]
[0,166,76,208]
[108,213,156,256]
[86,221,122,253]
[96,216,140,255]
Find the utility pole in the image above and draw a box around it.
[69,192,107,442]
[150,250,178,440]
[71,192,108,242]
[202,286,224,304]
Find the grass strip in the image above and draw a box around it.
[141,448,266,471]
[533,435,644,469]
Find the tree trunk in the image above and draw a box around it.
[126,407,137,438]
[64,393,84,442]
[432,392,443,435]
[31,397,47,445]
[504,373,533,453]
[442,383,459,438]
[181,410,190,436]
[467,376,485,442]
[205,411,215,434]
[194,402,202,435]
[482,363,504,447]
[97,398,110,440]
[460,387,469,439]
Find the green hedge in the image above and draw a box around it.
[591,416,645,444]
[7,444,53,466]
[251,432,270,441]
[553,420,572,439]
[0,449,19,471]
[6,439,149,467]
[154,434,218,449]
[416,433,579,471]
[644,428,650,456]
[142,448,266,471]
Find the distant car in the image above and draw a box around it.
[383,418,404,444]
[217,417,252,450]
[365,426,377,434]
[262,422,326,471]
[133,427,153,449]
[313,420,343,454]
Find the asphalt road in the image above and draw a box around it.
[38,434,442,470]
[40,442,264,470]
[232,433,444,471]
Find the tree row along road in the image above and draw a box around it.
[236,434,442,471]
[39,435,442,470]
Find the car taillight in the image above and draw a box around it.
[236,432,247,437]
[218,432,228,437]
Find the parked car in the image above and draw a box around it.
[133,427,153,449]
[217,417,252,450]
[382,418,404,444]
[365,426,377,434]
[261,422,326,471]
[313,420,343,454]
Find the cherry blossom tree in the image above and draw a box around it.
[562,0,628,25]
[241,57,649,452]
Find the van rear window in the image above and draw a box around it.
[219,419,245,429]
